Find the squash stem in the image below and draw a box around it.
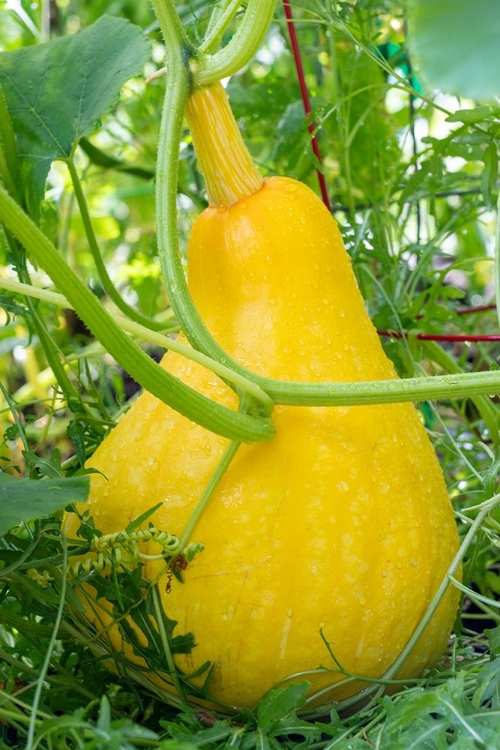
[200,0,242,55]
[195,0,279,86]
[185,82,263,207]
[178,439,241,548]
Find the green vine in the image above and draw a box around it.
[67,159,169,333]
[0,277,274,413]
[150,0,500,420]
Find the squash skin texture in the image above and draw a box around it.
[64,175,460,711]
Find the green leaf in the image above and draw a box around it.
[0,16,151,218]
[486,626,500,657]
[474,657,500,708]
[125,502,163,534]
[446,106,500,125]
[257,682,310,733]
[481,142,498,208]
[407,0,500,101]
[0,84,22,203]
[0,473,89,535]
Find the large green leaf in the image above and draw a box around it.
[407,0,500,101]
[0,16,151,218]
[0,473,89,535]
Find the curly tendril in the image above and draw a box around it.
[68,527,204,579]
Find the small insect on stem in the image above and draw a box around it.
[165,554,189,593]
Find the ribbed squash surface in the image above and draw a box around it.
[64,172,460,711]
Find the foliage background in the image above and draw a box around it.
[0,0,499,747]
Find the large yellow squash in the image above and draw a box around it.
[64,83,460,712]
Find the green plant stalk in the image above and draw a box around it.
[0,278,273,412]
[149,0,194,62]
[422,340,499,442]
[3,277,500,415]
[25,536,69,750]
[67,158,168,333]
[0,381,29,453]
[0,706,40,730]
[178,439,241,548]
[0,185,274,443]
[61,617,187,712]
[150,584,190,709]
[200,0,244,55]
[448,576,500,611]
[1,276,178,334]
[0,649,40,679]
[5,228,83,409]
[24,294,82,411]
[196,0,279,85]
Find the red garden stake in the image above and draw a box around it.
[282,0,332,211]
[378,331,500,343]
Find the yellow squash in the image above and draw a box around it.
[64,82,460,711]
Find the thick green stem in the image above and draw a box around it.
[67,159,167,332]
[0,185,274,443]
[200,0,244,55]
[24,296,82,411]
[196,0,279,85]
[4,276,499,408]
[273,370,500,405]
[149,0,195,63]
